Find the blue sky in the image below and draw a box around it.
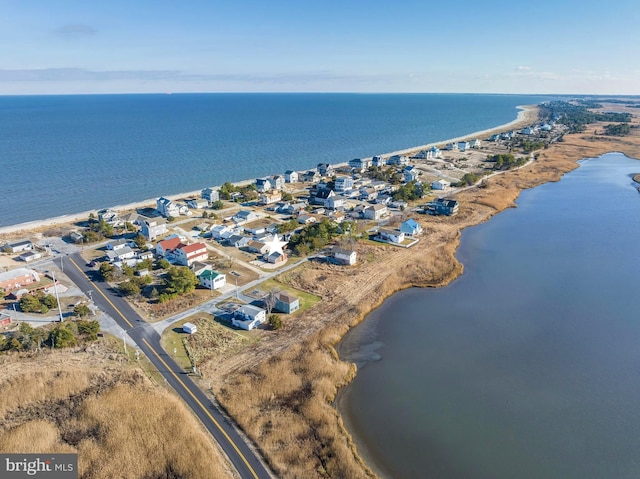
[1,0,638,95]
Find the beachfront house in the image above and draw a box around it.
[284,170,299,183]
[201,187,219,203]
[274,292,300,314]
[232,305,267,330]
[445,143,458,151]
[387,155,410,166]
[400,218,423,236]
[302,171,321,183]
[2,240,34,254]
[458,141,470,152]
[255,178,272,193]
[349,158,371,173]
[156,197,188,218]
[317,163,335,177]
[186,198,208,209]
[432,179,451,190]
[268,175,285,190]
[372,156,387,167]
[98,209,124,228]
[429,146,442,158]
[470,139,482,148]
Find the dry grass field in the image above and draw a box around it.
[206,108,640,478]
[0,343,236,479]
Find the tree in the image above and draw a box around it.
[164,266,198,295]
[19,294,42,313]
[156,258,171,270]
[77,320,100,340]
[268,314,283,330]
[133,233,147,249]
[118,281,141,297]
[99,262,115,281]
[73,304,91,318]
[211,200,224,210]
[49,325,77,348]
[42,294,58,310]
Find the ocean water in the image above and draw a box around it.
[338,153,640,479]
[0,93,546,227]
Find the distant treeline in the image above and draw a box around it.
[540,101,632,133]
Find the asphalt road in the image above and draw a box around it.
[63,254,272,479]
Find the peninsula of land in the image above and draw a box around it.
[2,99,640,479]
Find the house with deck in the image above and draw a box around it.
[232,305,267,330]
[363,204,387,220]
[377,228,405,244]
[284,170,299,183]
[400,218,423,236]
[425,198,459,216]
[141,218,168,240]
[201,187,219,203]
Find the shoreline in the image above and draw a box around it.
[0,105,536,237]
[211,107,640,478]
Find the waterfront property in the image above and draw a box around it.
[232,304,267,330]
[331,247,357,266]
[201,187,219,203]
[274,292,300,314]
[400,219,423,236]
[376,228,405,244]
[424,198,459,216]
[284,170,299,183]
[2,239,34,254]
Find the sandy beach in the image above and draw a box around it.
[208,104,640,478]
[0,105,537,238]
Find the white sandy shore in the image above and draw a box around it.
[0,105,537,237]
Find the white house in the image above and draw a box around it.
[317,163,335,177]
[232,305,267,330]
[105,246,136,263]
[432,179,451,190]
[332,247,357,266]
[156,236,183,257]
[363,204,387,220]
[457,141,470,152]
[97,209,124,227]
[107,238,131,251]
[445,143,458,151]
[140,218,168,241]
[387,155,409,166]
[470,139,482,148]
[210,224,234,240]
[260,192,282,205]
[156,197,181,218]
[400,219,423,236]
[198,270,226,290]
[18,251,42,263]
[170,242,208,267]
[326,195,347,210]
[404,166,419,183]
[201,187,219,203]
[284,170,299,183]
[372,156,387,167]
[2,240,34,254]
[377,228,405,244]
[348,158,371,172]
[186,198,208,209]
[233,210,260,224]
[335,176,354,192]
[429,146,442,158]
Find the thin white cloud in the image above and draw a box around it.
[55,24,97,36]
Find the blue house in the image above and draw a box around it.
[400,218,423,236]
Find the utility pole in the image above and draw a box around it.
[121,331,128,355]
[50,270,64,322]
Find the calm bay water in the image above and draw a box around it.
[338,153,640,479]
[0,93,547,227]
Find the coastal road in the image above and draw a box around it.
[62,253,273,479]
